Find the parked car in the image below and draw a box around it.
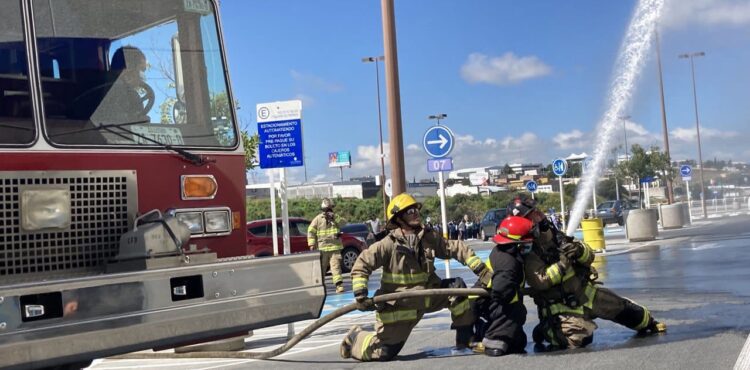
[246,217,367,272]
[340,223,374,245]
[595,200,633,226]
[480,208,509,241]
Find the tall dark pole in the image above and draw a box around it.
[679,51,707,218]
[655,30,674,204]
[381,0,406,195]
[362,56,388,220]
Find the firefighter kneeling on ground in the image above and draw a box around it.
[471,216,531,357]
[340,193,492,361]
[308,198,347,293]
[509,196,666,350]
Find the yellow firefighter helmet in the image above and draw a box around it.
[386,193,422,224]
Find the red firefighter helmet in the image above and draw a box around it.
[493,216,534,244]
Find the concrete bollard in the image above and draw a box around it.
[660,203,684,229]
[625,208,659,242]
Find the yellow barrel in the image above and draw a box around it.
[581,218,605,251]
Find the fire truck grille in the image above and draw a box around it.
[0,171,137,282]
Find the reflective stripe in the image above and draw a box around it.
[376,309,418,324]
[319,244,343,252]
[634,305,652,330]
[425,296,431,308]
[352,277,368,291]
[546,264,562,285]
[361,333,376,361]
[466,256,482,271]
[332,274,343,284]
[583,284,597,309]
[449,299,470,316]
[549,303,584,316]
[484,259,494,288]
[381,272,428,285]
[317,228,340,236]
[307,238,316,245]
[577,243,592,263]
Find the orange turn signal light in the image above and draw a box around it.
[182,175,218,200]
[232,211,241,230]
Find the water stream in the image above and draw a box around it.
[565,0,665,236]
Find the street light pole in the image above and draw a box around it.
[362,56,388,221]
[679,51,708,218]
[428,113,447,126]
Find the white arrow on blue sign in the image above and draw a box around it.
[423,126,454,158]
[680,165,692,177]
[526,180,538,193]
[552,158,568,176]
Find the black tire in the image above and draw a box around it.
[341,247,360,273]
[481,229,489,242]
[617,217,624,226]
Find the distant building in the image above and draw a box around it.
[246,180,379,200]
[509,163,544,176]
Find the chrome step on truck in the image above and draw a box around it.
[0,253,325,369]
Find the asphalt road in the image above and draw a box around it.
[92,214,750,370]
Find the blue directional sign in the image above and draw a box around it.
[680,165,692,177]
[258,119,304,168]
[422,126,454,158]
[427,157,453,173]
[526,180,538,193]
[552,158,568,176]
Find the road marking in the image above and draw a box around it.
[734,333,750,370]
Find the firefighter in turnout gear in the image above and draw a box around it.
[308,198,347,293]
[339,193,492,361]
[509,196,667,350]
[472,216,531,357]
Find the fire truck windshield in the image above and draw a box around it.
[32,0,237,149]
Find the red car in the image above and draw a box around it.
[246,217,367,272]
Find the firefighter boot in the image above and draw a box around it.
[454,326,474,350]
[340,325,362,359]
[335,283,345,294]
[639,319,667,335]
[484,341,508,357]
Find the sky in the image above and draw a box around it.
[218,0,750,184]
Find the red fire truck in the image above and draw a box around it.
[0,0,325,368]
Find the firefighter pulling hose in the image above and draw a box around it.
[111,288,491,360]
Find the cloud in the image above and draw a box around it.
[662,0,750,29]
[670,126,739,141]
[460,52,552,86]
[290,70,344,93]
[553,130,587,150]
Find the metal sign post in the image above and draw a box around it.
[257,100,303,339]
[552,159,568,230]
[423,125,454,278]
[526,180,538,200]
[681,165,693,222]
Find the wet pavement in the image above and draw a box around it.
[91,214,750,369]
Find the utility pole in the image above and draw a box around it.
[655,29,674,204]
[381,0,406,195]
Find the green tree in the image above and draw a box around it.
[242,131,259,170]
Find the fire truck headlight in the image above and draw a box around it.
[175,212,204,234]
[21,188,72,231]
[205,210,231,233]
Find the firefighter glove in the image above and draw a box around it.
[557,254,572,273]
[354,289,374,311]
[561,240,583,260]
[477,266,493,288]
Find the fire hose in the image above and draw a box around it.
[111,288,490,360]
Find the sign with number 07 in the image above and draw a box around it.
[427,157,453,173]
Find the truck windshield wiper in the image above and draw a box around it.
[51,120,209,166]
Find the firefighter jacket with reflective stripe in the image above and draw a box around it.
[524,229,595,307]
[307,212,345,252]
[485,244,525,305]
[351,226,486,312]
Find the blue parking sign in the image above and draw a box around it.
[552,158,568,176]
[526,180,538,193]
